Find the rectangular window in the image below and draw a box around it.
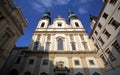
[15,56,22,64]
[98,37,104,46]
[45,43,50,51]
[103,13,108,19]
[33,41,39,50]
[75,22,79,27]
[74,60,80,65]
[98,23,102,29]
[71,43,76,50]
[109,18,120,30]
[112,41,120,53]
[28,59,34,64]
[95,43,99,50]
[42,59,49,65]
[58,23,62,27]
[110,0,117,5]
[105,49,116,61]
[95,31,98,35]
[100,55,108,65]
[89,60,95,65]
[103,29,111,39]
[58,39,63,50]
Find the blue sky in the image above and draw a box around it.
[13,0,103,47]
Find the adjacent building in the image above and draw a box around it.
[0,0,27,70]
[6,10,106,75]
[90,0,120,75]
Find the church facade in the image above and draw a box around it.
[10,11,105,75]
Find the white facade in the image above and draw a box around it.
[8,11,106,75]
[90,0,120,75]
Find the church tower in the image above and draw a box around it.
[10,10,105,75]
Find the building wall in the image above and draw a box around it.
[8,12,105,75]
[0,0,27,70]
[90,0,120,75]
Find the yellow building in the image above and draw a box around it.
[0,0,27,70]
[8,10,106,75]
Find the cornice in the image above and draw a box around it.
[22,50,97,54]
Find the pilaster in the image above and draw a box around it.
[81,57,90,75]
[49,57,54,75]
[74,34,82,51]
[33,57,42,75]
[19,56,28,75]
[68,57,74,75]
[41,34,46,49]
[51,34,55,51]
[65,34,70,51]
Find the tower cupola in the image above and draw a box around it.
[68,9,78,22]
[41,10,51,23]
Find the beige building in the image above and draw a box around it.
[8,11,106,75]
[90,0,120,75]
[0,0,27,70]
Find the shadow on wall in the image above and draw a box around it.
[104,34,120,75]
[0,39,105,75]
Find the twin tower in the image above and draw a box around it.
[36,10,84,29]
[10,10,105,75]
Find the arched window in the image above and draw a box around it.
[58,38,63,50]
[75,22,79,27]
[24,71,31,75]
[41,22,45,27]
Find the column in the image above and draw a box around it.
[49,57,54,75]
[81,57,90,75]
[68,57,74,75]
[41,34,46,50]
[74,34,82,51]
[65,34,70,51]
[33,57,42,75]
[51,34,55,51]
[19,56,28,75]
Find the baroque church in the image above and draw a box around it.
[4,10,106,75]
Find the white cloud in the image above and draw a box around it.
[77,0,94,14]
[54,0,70,5]
[32,2,45,13]
[79,0,94,4]
[78,8,88,14]
[31,0,70,12]
[40,0,53,8]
